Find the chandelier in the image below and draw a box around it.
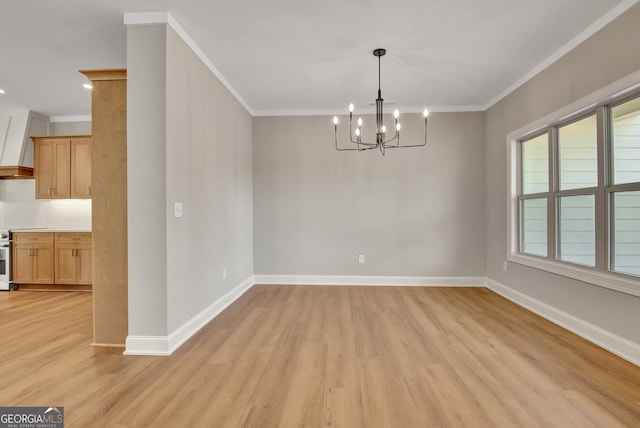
[333,48,429,155]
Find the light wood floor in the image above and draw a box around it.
[0,286,639,427]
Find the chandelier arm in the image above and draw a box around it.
[352,140,376,147]
[336,146,369,151]
[385,143,425,149]
[383,136,426,149]
[336,146,366,151]
[382,129,399,145]
[384,133,427,148]
[424,117,428,146]
[336,128,377,151]
[383,117,428,148]
[348,113,359,144]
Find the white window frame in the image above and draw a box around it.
[507,71,640,298]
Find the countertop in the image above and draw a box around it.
[10,228,92,233]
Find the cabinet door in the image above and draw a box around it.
[33,139,71,199]
[76,245,93,285]
[71,138,91,199]
[53,140,71,198]
[32,244,54,284]
[54,244,76,284]
[12,244,34,283]
[34,140,55,199]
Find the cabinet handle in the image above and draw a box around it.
[52,188,56,196]
[48,188,52,196]
[88,186,91,195]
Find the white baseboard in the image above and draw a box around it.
[124,274,640,366]
[486,278,640,366]
[253,274,487,287]
[123,335,169,356]
[124,276,254,356]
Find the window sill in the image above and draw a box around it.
[508,253,640,298]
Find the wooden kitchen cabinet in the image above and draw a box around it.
[12,233,54,284]
[54,233,92,285]
[12,232,92,289]
[32,135,92,199]
[71,139,92,198]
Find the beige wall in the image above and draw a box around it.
[50,121,91,136]
[126,24,253,339]
[165,26,253,332]
[127,24,168,337]
[253,112,485,276]
[485,3,640,343]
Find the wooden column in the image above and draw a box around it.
[80,69,128,346]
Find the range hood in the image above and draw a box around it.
[0,111,49,179]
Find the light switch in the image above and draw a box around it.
[174,202,183,218]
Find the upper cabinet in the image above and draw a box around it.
[70,138,92,198]
[31,135,92,199]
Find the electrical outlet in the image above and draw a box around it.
[222,267,228,280]
[174,202,183,218]
[503,261,508,272]
[358,255,365,264]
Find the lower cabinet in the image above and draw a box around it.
[12,233,55,284]
[12,232,92,289]
[54,233,92,285]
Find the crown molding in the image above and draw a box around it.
[483,0,640,110]
[253,104,486,117]
[123,1,640,117]
[123,11,254,115]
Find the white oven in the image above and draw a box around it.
[0,230,16,290]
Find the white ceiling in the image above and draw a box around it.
[0,0,636,118]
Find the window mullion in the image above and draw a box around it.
[549,128,557,260]
[595,106,608,270]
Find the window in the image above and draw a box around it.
[610,96,640,276]
[512,89,640,296]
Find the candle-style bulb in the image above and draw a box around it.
[357,117,363,127]
[423,109,429,118]
[349,103,354,112]
[394,109,399,119]
[333,116,338,125]
[381,125,387,133]
[396,123,401,131]
[355,128,361,137]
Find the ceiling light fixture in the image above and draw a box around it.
[83,83,93,90]
[0,89,5,94]
[333,48,429,155]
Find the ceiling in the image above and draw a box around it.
[0,0,635,118]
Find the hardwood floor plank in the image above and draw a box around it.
[1,286,639,427]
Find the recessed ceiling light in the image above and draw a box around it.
[0,89,5,94]
[83,83,93,90]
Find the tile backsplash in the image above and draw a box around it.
[0,180,91,229]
